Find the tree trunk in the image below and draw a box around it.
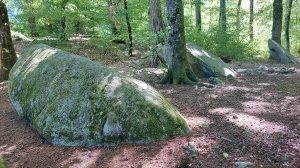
[195,0,201,30]
[236,0,242,37]
[59,0,68,41]
[28,16,38,37]
[285,0,293,51]
[60,16,67,40]
[161,0,199,85]
[219,0,226,31]
[149,0,164,66]
[0,1,17,81]
[75,21,80,35]
[249,0,254,41]
[272,0,283,45]
[108,0,120,36]
[123,0,133,57]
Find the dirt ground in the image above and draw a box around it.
[1,40,300,168]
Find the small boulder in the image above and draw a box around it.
[9,44,191,146]
[268,39,297,63]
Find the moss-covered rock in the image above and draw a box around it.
[9,44,191,146]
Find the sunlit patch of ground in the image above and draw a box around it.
[60,150,102,168]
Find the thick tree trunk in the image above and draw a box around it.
[272,0,283,45]
[149,0,164,66]
[123,0,133,57]
[285,0,293,52]
[219,0,226,31]
[195,0,201,30]
[0,1,17,81]
[161,0,199,85]
[236,0,242,36]
[249,0,254,41]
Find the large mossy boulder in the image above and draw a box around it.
[186,42,237,78]
[9,44,191,146]
[268,39,297,63]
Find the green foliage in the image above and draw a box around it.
[0,157,9,168]
[201,122,208,127]
[143,30,167,59]
[84,37,119,51]
[186,26,259,60]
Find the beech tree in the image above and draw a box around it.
[271,0,283,45]
[59,0,68,41]
[123,0,133,57]
[195,0,201,30]
[249,0,253,41]
[219,0,226,31]
[285,0,293,51]
[0,0,17,81]
[236,0,242,36]
[161,0,199,85]
[149,0,164,66]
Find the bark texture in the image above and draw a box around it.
[59,0,68,41]
[249,0,254,41]
[123,0,133,57]
[161,0,199,85]
[219,0,226,31]
[195,0,201,30]
[0,1,17,81]
[272,0,283,45]
[108,0,120,36]
[149,0,164,66]
[28,16,38,37]
[236,0,242,36]
[285,0,293,51]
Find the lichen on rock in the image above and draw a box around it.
[8,44,191,146]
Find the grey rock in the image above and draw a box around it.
[235,161,253,168]
[268,39,297,63]
[184,142,199,159]
[9,44,191,146]
[236,69,248,73]
[209,77,225,86]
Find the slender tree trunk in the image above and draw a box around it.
[236,0,242,36]
[249,0,254,41]
[28,16,38,37]
[285,0,293,51]
[161,0,199,85]
[108,0,119,36]
[149,0,164,66]
[272,0,283,45]
[75,21,80,35]
[0,1,17,81]
[195,0,201,30]
[219,0,226,31]
[60,16,67,40]
[60,0,68,41]
[123,0,132,57]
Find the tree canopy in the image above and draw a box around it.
[5,0,300,61]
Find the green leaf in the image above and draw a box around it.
[222,152,229,158]
[201,122,208,127]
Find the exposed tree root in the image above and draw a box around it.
[160,69,214,88]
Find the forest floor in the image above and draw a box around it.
[1,39,300,168]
